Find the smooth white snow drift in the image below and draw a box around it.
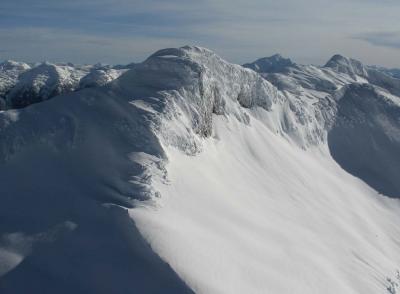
[1,46,400,294]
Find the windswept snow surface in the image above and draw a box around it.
[132,114,400,294]
[1,46,400,293]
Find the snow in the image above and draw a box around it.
[79,68,127,89]
[325,54,369,78]
[329,83,400,199]
[5,62,89,108]
[131,113,400,294]
[1,45,400,293]
[0,61,31,108]
[243,54,296,73]
[0,61,130,110]
[128,48,400,293]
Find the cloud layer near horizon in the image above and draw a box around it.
[1,0,400,67]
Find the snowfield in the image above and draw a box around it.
[1,46,400,293]
[132,114,400,293]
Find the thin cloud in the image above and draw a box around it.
[0,27,187,64]
[1,0,400,66]
[354,31,400,50]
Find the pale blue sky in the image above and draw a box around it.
[1,0,400,66]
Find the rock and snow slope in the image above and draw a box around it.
[329,83,400,199]
[1,46,400,293]
[0,61,31,109]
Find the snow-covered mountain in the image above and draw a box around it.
[243,54,296,73]
[367,66,400,80]
[324,54,369,78]
[1,46,400,294]
[0,61,130,110]
[79,67,128,89]
[0,61,31,109]
[6,62,89,108]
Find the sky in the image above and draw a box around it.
[1,0,400,67]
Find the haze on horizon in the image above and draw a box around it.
[1,0,400,67]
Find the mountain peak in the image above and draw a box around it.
[148,46,215,60]
[326,54,348,63]
[0,60,31,72]
[324,54,368,77]
[243,54,296,73]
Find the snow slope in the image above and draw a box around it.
[132,114,400,294]
[1,46,400,293]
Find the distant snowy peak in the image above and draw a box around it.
[0,60,32,108]
[243,54,296,73]
[6,62,88,108]
[323,54,400,96]
[0,60,31,72]
[324,54,368,78]
[0,60,130,109]
[79,68,127,89]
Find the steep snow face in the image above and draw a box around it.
[130,46,332,148]
[243,54,296,73]
[132,114,400,294]
[1,46,400,294]
[114,46,324,149]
